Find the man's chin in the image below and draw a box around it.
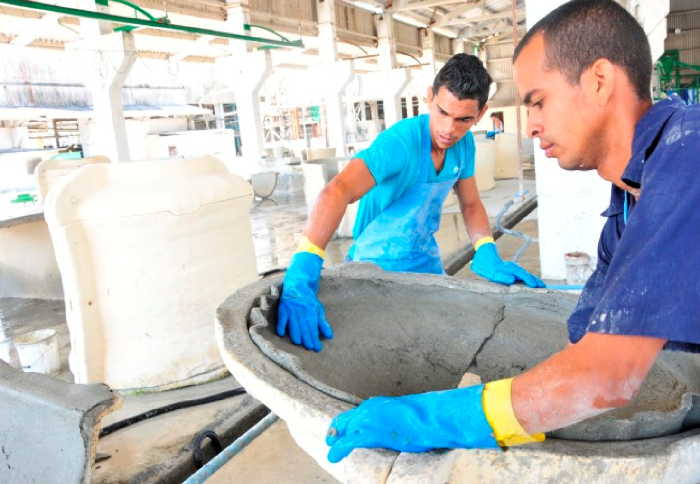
[557,158,593,171]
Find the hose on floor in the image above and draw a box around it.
[99,387,247,438]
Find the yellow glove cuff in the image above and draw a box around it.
[474,236,495,252]
[482,378,546,447]
[297,235,326,259]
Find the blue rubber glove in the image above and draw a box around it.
[471,242,545,288]
[277,252,334,352]
[326,385,499,463]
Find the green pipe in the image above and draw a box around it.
[0,0,304,48]
[108,0,158,33]
[244,23,290,43]
[111,0,157,22]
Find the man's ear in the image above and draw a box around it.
[582,58,615,107]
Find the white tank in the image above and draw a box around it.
[495,133,521,179]
[44,156,258,390]
[35,155,110,201]
[474,138,496,191]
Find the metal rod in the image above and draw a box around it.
[0,0,304,48]
[444,195,538,276]
[182,412,279,484]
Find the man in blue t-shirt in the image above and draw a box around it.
[324,0,700,463]
[277,54,544,352]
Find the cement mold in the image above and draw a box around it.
[0,360,119,484]
[216,264,700,483]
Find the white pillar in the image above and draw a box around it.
[377,13,397,72]
[383,69,412,128]
[316,0,354,156]
[75,0,135,162]
[214,103,225,130]
[317,0,338,64]
[453,37,465,55]
[377,13,407,128]
[227,51,272,161]
[420,28,436,77]
[223,0,271,161]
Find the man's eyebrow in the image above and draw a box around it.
[437,103,450,116]
[438,103,474,120]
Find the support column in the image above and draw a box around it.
[369,101,382,137]
[383,69,412,128]
[316,0,354,156]
[453,37,465,55]
[377,13,397,71]
[75,0,135,161]
[420,28,436,77]
[377,13,406,128]
[214,103,225,130]
[223,0,271,161]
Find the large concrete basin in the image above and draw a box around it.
[216,264,700,483]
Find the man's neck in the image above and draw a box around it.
[596,98,652,192]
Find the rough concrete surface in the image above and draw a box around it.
[94,376,267,484]
[248,267,699,441]
[0,360,118,484]
[250,279,505,403]
[217,264,700,483]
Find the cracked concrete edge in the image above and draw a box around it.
[0,360,119,484]
[445,431,700,484]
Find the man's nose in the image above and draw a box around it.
[527,113,541,139]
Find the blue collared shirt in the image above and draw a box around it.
[568,96,700,352]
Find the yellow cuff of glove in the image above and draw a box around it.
[297,235,326,259]
[474,236,495,252]
[483,378,545,447]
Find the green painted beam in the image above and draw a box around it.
[0,0,304,48]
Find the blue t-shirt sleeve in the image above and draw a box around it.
[458,131,476,179]
[355,127,412,185]
[573,110,700,348]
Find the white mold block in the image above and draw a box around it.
[44,156,258,390]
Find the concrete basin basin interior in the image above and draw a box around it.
[216,264,700,483]
[245,265,700,442]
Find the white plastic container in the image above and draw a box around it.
[14,328,61,374]
[474,138,496,191]
[564,251,593,285]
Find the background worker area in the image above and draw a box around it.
[277,54,544,353]
[324,0,700,463]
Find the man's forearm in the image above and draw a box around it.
[511,333,665,434]
[303,181,354,249]
[461,198,491,244]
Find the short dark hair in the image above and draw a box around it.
[433,53,492,108]
[513,0,651,101]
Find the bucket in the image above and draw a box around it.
[14,328,61,375]
[564,251,593,285]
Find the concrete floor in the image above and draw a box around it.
[250,178,538,275]
[208,420,339,484]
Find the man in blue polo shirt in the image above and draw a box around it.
[324,0,700,462]
[277,53,544,352]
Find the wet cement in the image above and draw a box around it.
[248,269,700,442]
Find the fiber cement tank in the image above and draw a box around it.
[216,264,700,483]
